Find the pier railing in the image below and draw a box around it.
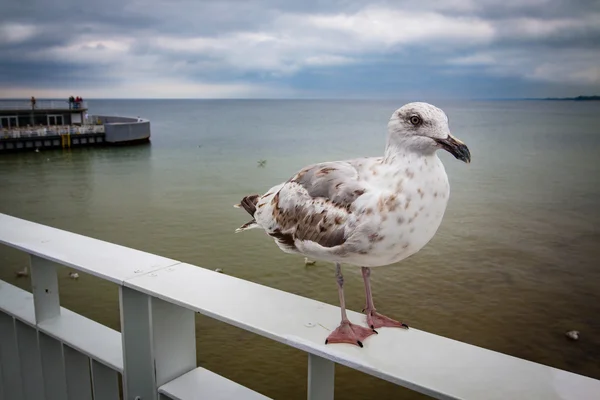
[0,213,599,400]
[86,114,151,143]
[0,100,87,111]
[1,125,105,139]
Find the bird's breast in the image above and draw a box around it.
[354,157,450,265]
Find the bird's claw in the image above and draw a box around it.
[325,320,376,347]
[365,309,409,330]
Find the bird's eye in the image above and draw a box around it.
[409,115,422,126]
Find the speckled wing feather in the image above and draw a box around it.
[291,161,368,207]
[253,160,369,253]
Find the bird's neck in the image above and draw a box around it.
[383,142,435,165]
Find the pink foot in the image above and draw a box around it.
[365,309,409,330]
[325,320,377,347]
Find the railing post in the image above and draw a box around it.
[0,314,25,400]
[91,360,120,400]
[38,333,68,400]
[30,256,69,400]
[308,354,335,400]
[0,361,4,400]
[30,256,60,323]
[120,286,196,400]
[15,320,45,400]
[63,345,92,400]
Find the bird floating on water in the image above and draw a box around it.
[69,272,79,280]
[234,102,471,347]
[15,267,28,278]
[565,330,579,341]
[304,257,316,266]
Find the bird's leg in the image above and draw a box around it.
[361,267,409,330]
[325,263,376,347]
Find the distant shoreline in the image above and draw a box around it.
[528,95,600,101]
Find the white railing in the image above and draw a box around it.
[0,213,599,400]
[1,125,105,139]
[86,115,148,125]
[0,100,88,111]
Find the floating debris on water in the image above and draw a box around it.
[565,330,579,341]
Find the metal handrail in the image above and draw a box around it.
[1,213,599,400]
[0,100,88,110]
[0,125,105,139]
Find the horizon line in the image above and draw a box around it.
[0,96,596,101]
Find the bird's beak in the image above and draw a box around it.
[435,134,471,163]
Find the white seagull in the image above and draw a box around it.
[234,102,471,347]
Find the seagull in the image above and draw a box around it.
[234,102,471,347]
[15,266,29,278]
[304,257,316,266]
[565,330,579,341]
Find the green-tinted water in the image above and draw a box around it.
[1,99,599,399]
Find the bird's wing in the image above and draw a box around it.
[291,160,369,206]
[255,160,370,252]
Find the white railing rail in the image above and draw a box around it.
[0,100,88,111]
[85,115,149,125]
[0,213,599,400]
[1,125,105,139]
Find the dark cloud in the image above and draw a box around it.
[0,60,115,86]
[1,0,599,98]
[474,0,600,19]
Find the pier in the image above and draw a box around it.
[0,100,151,153]
[1,214,599,399]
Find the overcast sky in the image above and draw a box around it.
[1,0,599,99]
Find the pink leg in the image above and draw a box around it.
[362,267,409,330]
[325,263,376,347]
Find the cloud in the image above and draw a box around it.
[528,63,600,85]
[0,23,37,44]
[33,36,134,65]
[150,7,495,75]
[445,46,600,86]
[1,0,599,98]
[448,54,497,66]
[305,8,495,47]
[0,79,280,99]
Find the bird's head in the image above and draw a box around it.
[387,102,471,163]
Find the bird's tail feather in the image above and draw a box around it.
[235,219,259,233]
[234,194,259,217]
[234,194,260,233]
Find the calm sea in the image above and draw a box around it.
[1,99,599,399]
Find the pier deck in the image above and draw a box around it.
[0,100,151,152]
